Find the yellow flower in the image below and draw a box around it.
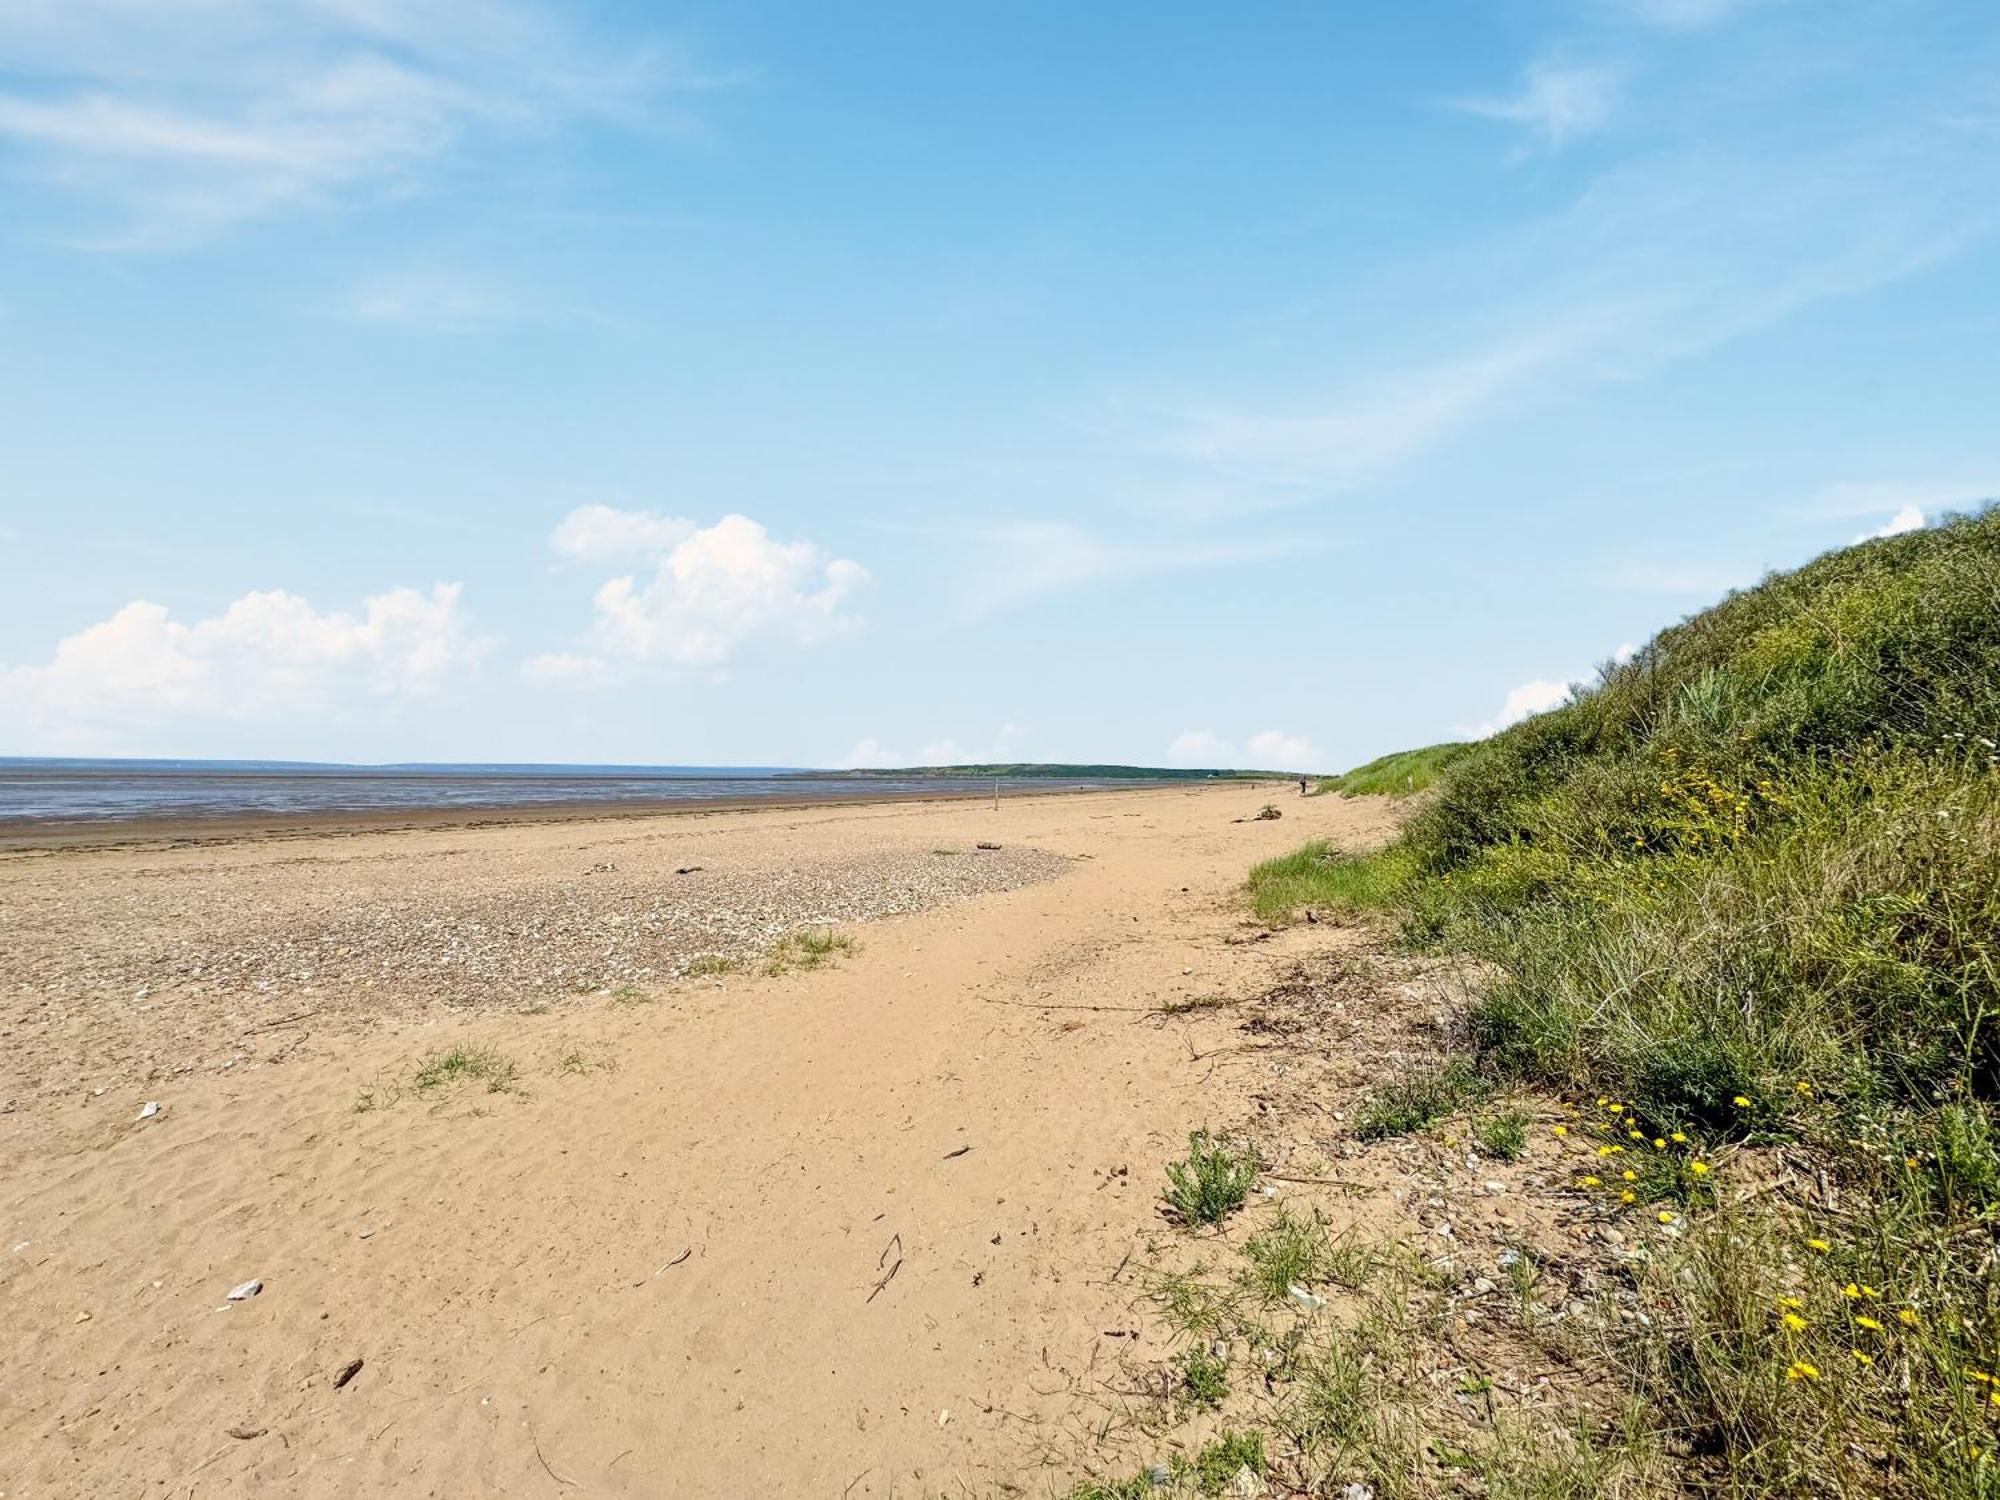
[1786,1361,1820,1382]
[1622,1169,1637,1181]
[1628,1129,1644,1140]
[1859,1284,1881,1300]
[1596,1096,1608,1107]
[1657,1210,1675,1224]
[1580,1176,1601,1188]
[1620,1189,1636,1203]
[1690,1161,1711,1176]
[1607,1102,1623,1113]
[1969,1371,1995,1385]
[1778,1296,1804,1309]
[1782,1312,1809,1332]
[1807,1238,1831,1254]
[1653,1138,1668,1150]
[1670,1132,1688,1144]
[1732,1095,1752,1108]
[1843,1284,1861,1299]
[1898,1308,1922,1328]
[1851,1349,1874,1366]
[1990,1390,2000,1410]
[1855,1315,1883,1332]
[1795,1081,1814,1096]
[1552,1125,1568,1137]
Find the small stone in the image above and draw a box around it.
[1483,1179,1506,1196]
[226,1279,263,1301]
[74,1310,92,1323]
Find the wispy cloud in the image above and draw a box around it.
[1153,86,2000,502]
[1454,62,1620,151]
[0,0,730,245]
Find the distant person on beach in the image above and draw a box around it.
[1298,777,1308,796]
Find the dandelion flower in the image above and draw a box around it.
[1795,1081,1814,1096]
[1596,1097,1608,1107]
[1628,1129,1645,1140]
[1690,1161,1711,1176]
[1778,1296,1804,1309]
[1786,1361,1820,1382]
[1969,1371,1995,1386]
[1782,1313,1809,1332]
[1856,1316,1883,1332]
[1671,1132,1688,1144]
[1552,1125,1568,1137]
[1653,1138,1668,1150]
[1899,1308,1922,1328]
[1580,1176,1601,1188]
[1657,1210,1675,1224]
[1607,1102,1623,1114]
[1733,1096,1752,1108]
[1807,1238,1831,1254]
[1843,1284,1861,1299]
[1620,1189,1636,1203]
[1851,1349,1874,1366]
[1622,1170,1637,1181]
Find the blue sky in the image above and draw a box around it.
[2,0,1996,770]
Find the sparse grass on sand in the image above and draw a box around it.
[1245,506,2000,1495]
[1313,740,1472,798]
[356,1044,523,1110]
[1244,839,1415,926]
[764,927,857,976]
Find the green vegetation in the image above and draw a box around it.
[1178,1345,1230,1409]
[683,953,743,978]
[1163,1130,1260,1225]
[411,1045,520,1095]
[1316,740,1472,798]
[357,1043,525,1110]
[1473,1107,1530,1161]
[763,927,857,975]
[1353,1056,1489,1139]
[1252,507,2000,1495]
[1245,838,1415,925]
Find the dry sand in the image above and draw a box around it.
[0,783,1402,1497]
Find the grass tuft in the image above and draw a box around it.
[764,927,857,976]
[1353,1057,1489,1139]
[1163,1130,1259,1226]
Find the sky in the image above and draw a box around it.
[2,1,1997,772]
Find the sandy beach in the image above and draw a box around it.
[0,781,1403,1496]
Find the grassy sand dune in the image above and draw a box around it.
[1239,507,2000,1495]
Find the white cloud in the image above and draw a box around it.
[1463,678,1574,740]
[556,513,866,671]
[841,737,902,770]
[1455,62,1619,151]
[1612,641,1639,665]
[549,504,697,562]
[1854,503,1926,543]
[1,582,478,747]
[0,1,722,244]
[1165,728,1319,771]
